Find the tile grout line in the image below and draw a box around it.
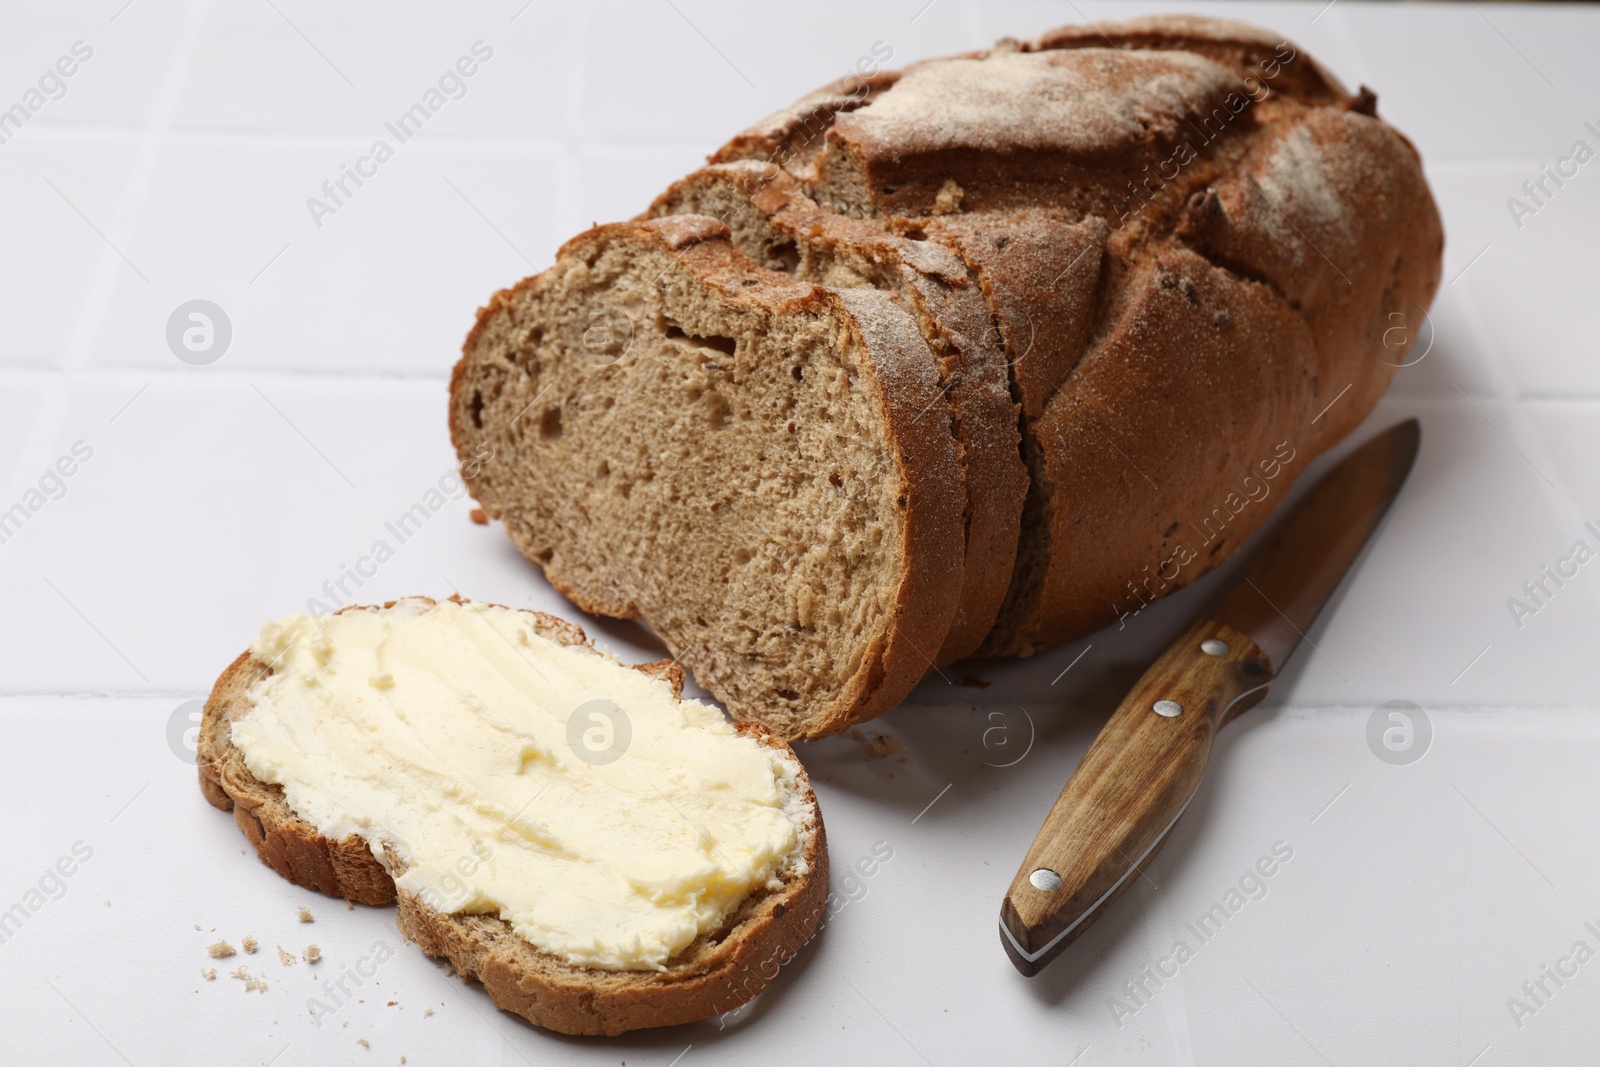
[58,0,212,377]
[15,121,717,156]
[1431,231,1600,624]
[555,1,590,240]
[16,364,1600,402]
[0,1,212,603]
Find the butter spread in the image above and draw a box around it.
[231,598,805,972]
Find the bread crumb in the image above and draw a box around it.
[245,978,269,993]
[208,941,236,959]
[278,946,297,966]
[298,907,315,923]
[423,1008,434,1018]
[387,1001,397,1007]
[242,937,258,954]
[862,732,901,759]
[347,900,355,911]
[201,968,216,981]
[932,178,964,215]
[304,945,322,964]
[230,967,251,981]
[194,924,202,931]
[469,508,488,525]
[358,1038,369,1049]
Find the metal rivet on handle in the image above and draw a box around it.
[1200,638,1229,656]
[1029,868,1062,891]
[1153,699,1183,718]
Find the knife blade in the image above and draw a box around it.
[999,418,1420,976]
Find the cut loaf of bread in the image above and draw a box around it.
[197,597,829,1036]
[450,215,965,739]
[453,14,1443,731]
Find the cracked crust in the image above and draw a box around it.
[197,597,829,1035]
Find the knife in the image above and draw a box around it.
[999,418,1421,976]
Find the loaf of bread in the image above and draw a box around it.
[198,598,828,1035]
[451,15,1442,737]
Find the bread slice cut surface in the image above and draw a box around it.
[450,215,964,739]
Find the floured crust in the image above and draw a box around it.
[197,597,829,1035]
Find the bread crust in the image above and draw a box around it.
[197,597,829,1035]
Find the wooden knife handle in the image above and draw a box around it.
[1000,618,1273,976]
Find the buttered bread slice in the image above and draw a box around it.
[198,596,828,1035]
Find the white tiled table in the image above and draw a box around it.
[3,2,1598,1064]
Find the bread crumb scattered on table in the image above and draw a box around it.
[201,968,216,981]
[469,508,488,525]
[278,946,297,966]
[207,941,236,959]
[862,732,901,759]
[298,907,315,923]
[304,944,322,964]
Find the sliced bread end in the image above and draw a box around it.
[450,216,965,739]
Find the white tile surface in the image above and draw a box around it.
[0,137,143,367]
[1428,157,1600,397]
[4,4,1600,1065]
[86,137,567,375]
[0,1,189,131]
[577,0,978,145]
[174,1,578,141]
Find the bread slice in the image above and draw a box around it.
[450,215,965,739]
[197,597,829,1036]
[647,162,1026,664]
